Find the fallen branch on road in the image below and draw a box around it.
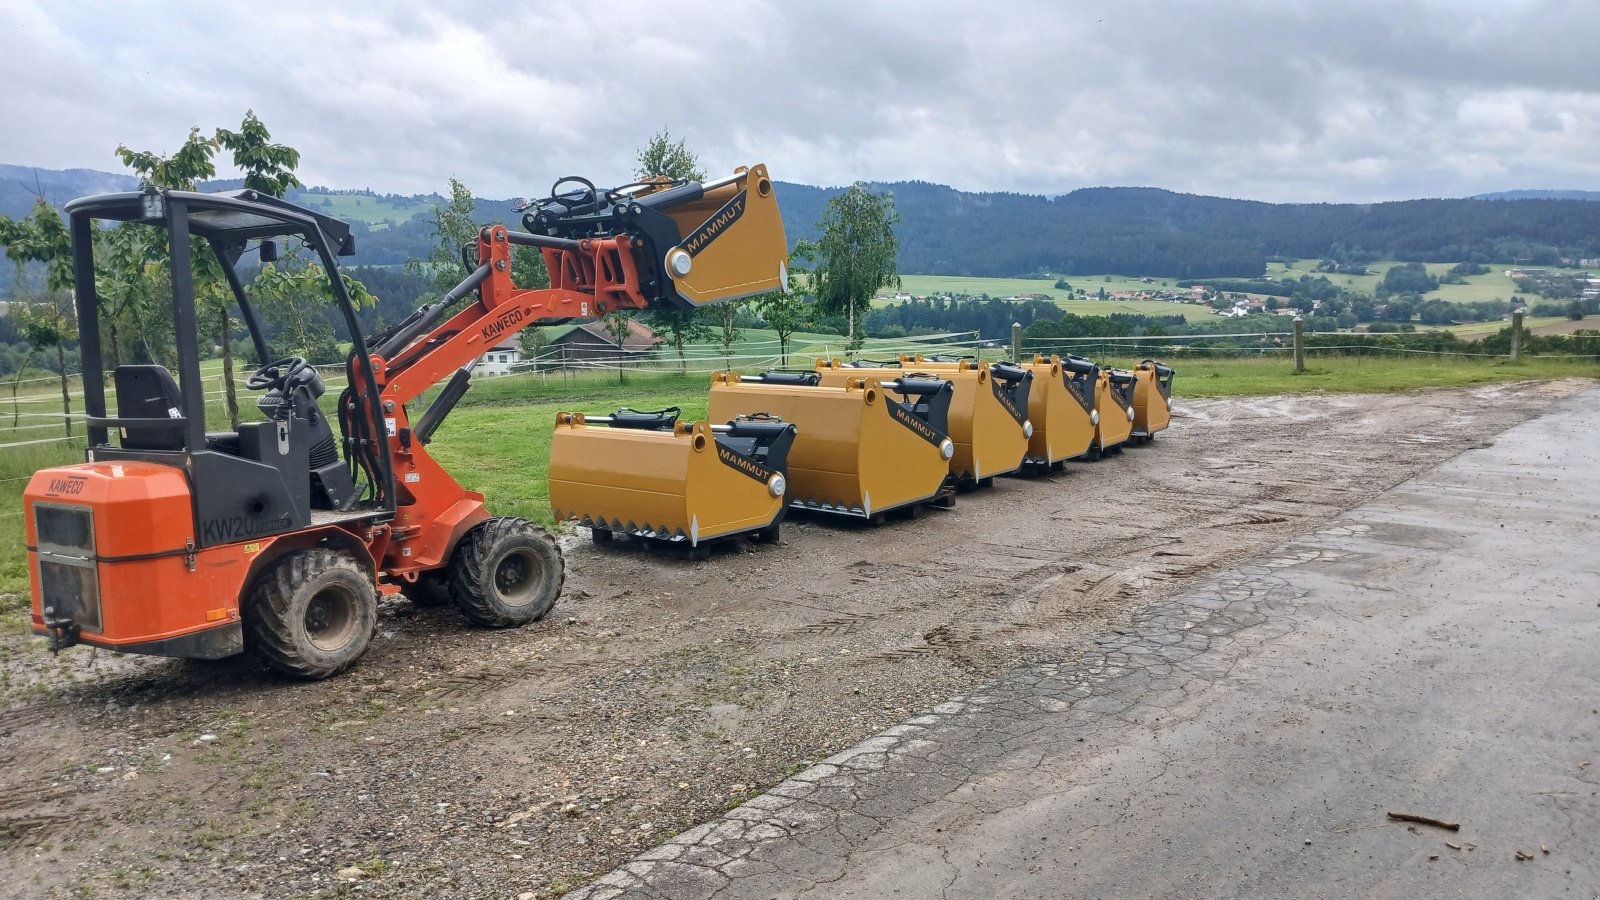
[1386,811,1460,831]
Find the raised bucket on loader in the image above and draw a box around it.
[1091,368,1137,458]
[549,407,796,554]
[707,371,956,523]
[1130,359,1175,443]
[822,357,1033,486]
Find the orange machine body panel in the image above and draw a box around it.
[25,461,306,655]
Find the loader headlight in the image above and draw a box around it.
[1127,406,1135,421]
[1023,420,1034,438]
[667,249,693,277]
[1091,410,1100,426]
[939,439,955,460]
[768,474,786,498]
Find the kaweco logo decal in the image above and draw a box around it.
[47,476,87,496]
[678,190,746,258]
[887,399,943,447]
[991,375,1027,425]
[480,308,524,342]
[716,444,773,483]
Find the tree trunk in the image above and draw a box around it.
[56,342,72,437]
[847,297,856,347]
[677,336,687,374]
[220,306,240,430]
[11,348,36,428]
[107,320,123,369]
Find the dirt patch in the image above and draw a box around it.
[0,379,1588,899]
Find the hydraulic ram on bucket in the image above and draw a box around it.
[549,407,796,554]
[707,372,956,523]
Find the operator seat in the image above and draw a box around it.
[112,364,245,454]
[112,365,186,451]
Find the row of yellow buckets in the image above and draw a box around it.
[548,355,1174,555]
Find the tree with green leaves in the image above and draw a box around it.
[600,311,634,384]
[650,308,713,373]
[636,129,706,183]
[635,130,708,369]
[753,243,815,366]
[216,111,302,197]
[116,126,242,422]
[713,300,742,371]
[0,198,77,433]
[810,183,900,350]
[212,111,305,426]
[409,177,478,298]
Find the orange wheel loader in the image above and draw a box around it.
[24,167,786,678]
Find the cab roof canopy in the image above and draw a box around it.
[64,188,356,256]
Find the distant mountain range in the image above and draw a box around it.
[5,163,1600,281]
[1471,189,1600,201]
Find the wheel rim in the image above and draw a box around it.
[493,547,545,609]
[304,584,360,652]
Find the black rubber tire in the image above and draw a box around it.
[407,570,453,606]
[245,549,376,679]
[449,517,565,628]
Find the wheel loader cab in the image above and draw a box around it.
[23,186,394,667]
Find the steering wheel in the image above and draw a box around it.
[246,356,310,392]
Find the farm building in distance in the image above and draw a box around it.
[538,319,664,370]
[476,338,521,376]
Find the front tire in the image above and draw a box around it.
[246,550,376,679]
[449,517,565,628]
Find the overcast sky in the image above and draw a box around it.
[3,0,1597,203]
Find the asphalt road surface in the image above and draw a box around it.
[573,386,1600,899]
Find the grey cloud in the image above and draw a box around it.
[0,0,1596,203]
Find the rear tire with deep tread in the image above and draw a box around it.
[245,550,376,680]
[449,517,565,628]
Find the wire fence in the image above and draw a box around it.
[2,322,1597,454]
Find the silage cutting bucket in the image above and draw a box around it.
[1012,354,1098,470]
[549,407,796,551]
[1130,359,1175,443]
[708,371,956,522]
[1091,368,1137,457]
[824,357,1032,485]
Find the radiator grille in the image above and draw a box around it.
[33,503,101,633]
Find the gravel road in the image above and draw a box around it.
[0,379,1586,899]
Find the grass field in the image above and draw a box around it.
[1439,316,1568,337]
[295,192,430,224]
[1265,259,1549,305]
[887,274,1215,322]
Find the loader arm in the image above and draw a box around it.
[343,165,786,577]
[374,164,786,407]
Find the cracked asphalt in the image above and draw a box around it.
[572,386,1600,899]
